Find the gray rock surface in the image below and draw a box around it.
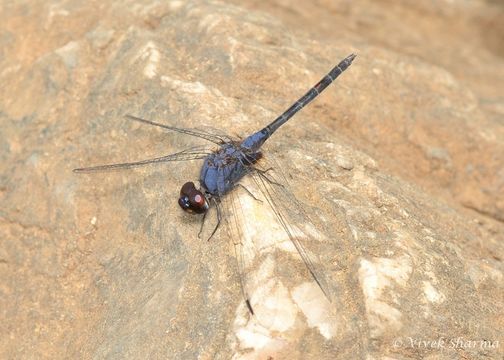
[0,0,503,359]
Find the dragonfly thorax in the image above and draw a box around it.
[199,143,262,196]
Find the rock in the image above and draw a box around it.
[0,0,502,359]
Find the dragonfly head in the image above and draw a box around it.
[178,182,209,214]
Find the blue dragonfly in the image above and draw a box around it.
[75,54,356,314]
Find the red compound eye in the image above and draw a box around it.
[178,182,209,214]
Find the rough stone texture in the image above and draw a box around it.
[0,0,503,359]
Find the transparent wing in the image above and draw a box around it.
[73,145,213,173]
[126,115,233,145]
[221,156,332,316]
[250,159,332,300]
[220,188,255,314]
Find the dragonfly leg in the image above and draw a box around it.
[206,198,222,241]
[255,167,284,187]
[198,211,207,239]
[255,167,274,174]
[246,299,254,315]
[235,183,262,203]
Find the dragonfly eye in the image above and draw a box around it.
[178,182,209,214]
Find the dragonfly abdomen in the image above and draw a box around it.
[240,54,356,152]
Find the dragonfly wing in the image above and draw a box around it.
[221,185,290,320]
[125,115,232,145]
[220,189,255,314]
[249,157,333,301]
[220,157,332,318]
[73,145,213,173]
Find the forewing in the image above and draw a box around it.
[125,115,233,145]
[220,186,255,314]
[74,145,213,173]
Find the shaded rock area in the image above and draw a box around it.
[0,0,502,359]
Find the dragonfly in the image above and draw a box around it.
[74,53,356,315]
